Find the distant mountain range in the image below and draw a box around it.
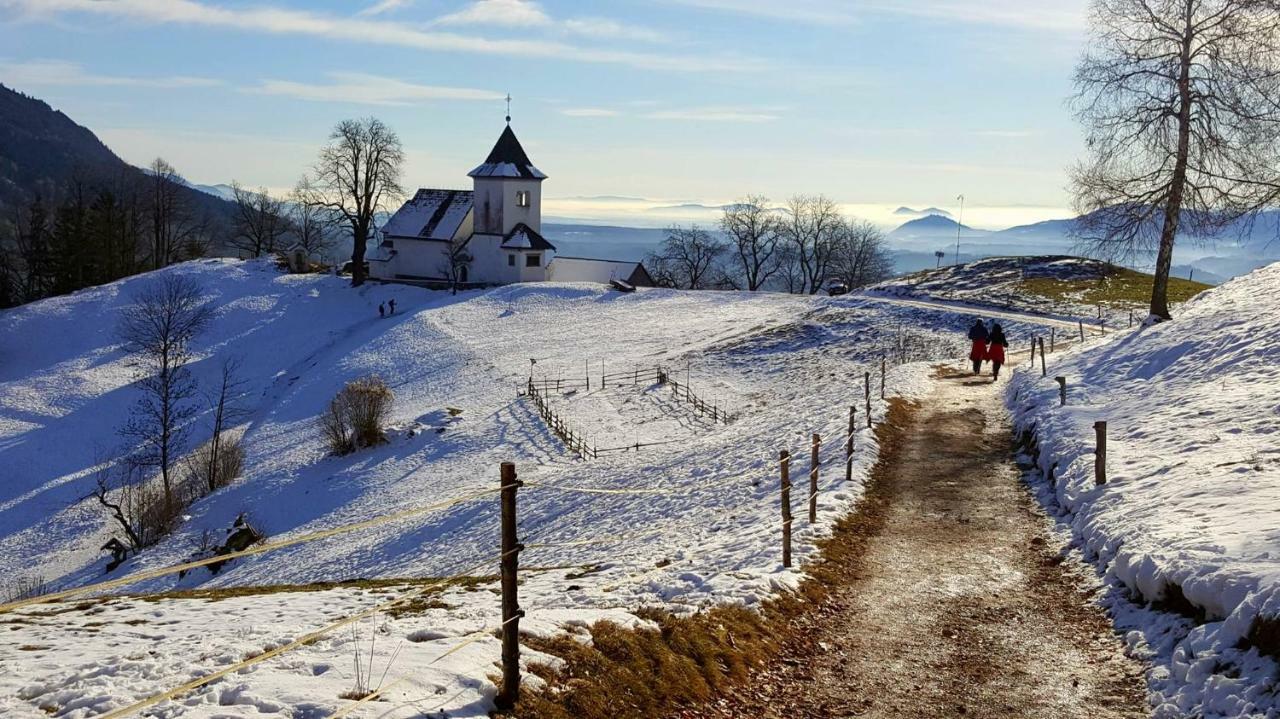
[893,206,953,219]
[0,83,236,223]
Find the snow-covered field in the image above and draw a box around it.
[1008,261,1280,718]
[0,259,1021,718]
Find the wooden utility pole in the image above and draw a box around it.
[1094,422,1108,485]
[809,433,820,524]
[780,450,792,568]
[496,462,523,711]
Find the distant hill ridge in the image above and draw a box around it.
[0,83,235,220]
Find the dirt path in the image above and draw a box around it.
[679,366,1148,719]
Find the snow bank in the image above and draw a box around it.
[0,259,1021,717]
[1006,261,1280,718]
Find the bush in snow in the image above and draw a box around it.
[321,376,393,455]
[93,460,187,554]
[183,432,245,493]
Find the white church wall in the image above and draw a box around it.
[473,178,541,235]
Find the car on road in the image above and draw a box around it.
[825,279,849,296]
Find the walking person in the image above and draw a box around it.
[967,318,989,375]
[378,302,385,319]
[388,298,396,316]
[988,323,1010,381]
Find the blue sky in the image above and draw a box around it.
[0,0,1090,228]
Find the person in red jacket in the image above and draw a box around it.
[988,323,1010,380]
[967,319,989,375]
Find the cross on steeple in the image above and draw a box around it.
[505,93,512,124]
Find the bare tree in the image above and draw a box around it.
[118,274,214,508]
[288,178,337,263]
[780,194,843,294]
[829,219,895,289]
[229,182,290,258]
[1071,0,1280,319]
[198,357,249,493]
[720,195,782,291]
[644,225,728,290]
[146,158,208,268]
[306,118,405,286]
[439,235,473,295]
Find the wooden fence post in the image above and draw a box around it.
[496,462,523,711]
[1050,327,1055,353]
[1038,337,1047,377]
[809,433,820,524]
[1094,421,1108,485]
[1055,376,1067,407]
[1101,319,1106,335]
[880,354,887,400]
[1079,320,1085,342]
[1030,336,1038,364]
[780,450,792,568]
[846,406,855,482]
[864,372,872,429]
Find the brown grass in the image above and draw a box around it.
[1019,266,1210,309]
[502,400,915,719]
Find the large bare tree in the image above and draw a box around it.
[830,219,895,289]
[307,118,404,286]
[644,225,728,289]
[118,274,213,509]
[146,158,207,269]
[780,194,843,294]
[228,182,289,258]
[288,178,337,264]
[720,195,782,291]
[1071,0,1280,319]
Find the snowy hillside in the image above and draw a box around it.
[870,255,1212,326]
[0,259,1043,718]
[1008,261,1280,718]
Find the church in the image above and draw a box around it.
[369,122,652,288]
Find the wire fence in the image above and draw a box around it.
[6,317,1100,717]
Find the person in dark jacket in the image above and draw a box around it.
[988,323,1010,380]
[967,319,989,375]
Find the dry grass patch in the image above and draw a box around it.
[503,400,915,719]
[1019,266,1210,310]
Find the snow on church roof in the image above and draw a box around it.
[501,223,556,251]
[468,125,547,180]
[382,189,473,241]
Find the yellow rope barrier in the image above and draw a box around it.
[0,488,501,614]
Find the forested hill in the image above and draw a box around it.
[0,84,234,220]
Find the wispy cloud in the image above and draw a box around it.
[647,107,780,123]
[666,0,1085,30]
[246,72,504,106]
[560,108,621,117]
[433,0,551,27]
[561,104,782,122]
[0,58,219,88]
[357,0,413,17]
[3,0,745,71]
[433,0,669,43]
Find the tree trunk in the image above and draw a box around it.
[1152,9,1196,321]
[351,220,368,287]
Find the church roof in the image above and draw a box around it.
[468,125,547,180]
[501,223,556,251]
[382,189,473,241]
